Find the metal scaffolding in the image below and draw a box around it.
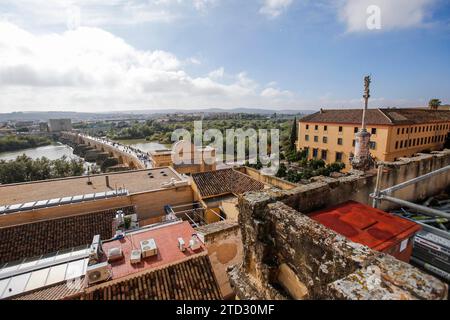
[370,164,450,240]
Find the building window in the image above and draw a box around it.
[304,147,309,157]
[321,150,327,161]
[323,136,328,143]
[306,124,309,130]
[400,141,403,148]
[397,128,400,135]
[369,141,376,150]
[314,136,319,142]
[335,152,343,162]
[313,148,319,158]
[305,135,309,141]
[354,127,359,133]
[315,125,319,131]
[337,138,343,145]
[371,128,377,135]
[415,127,418,133]
[395,141,399,149]
[324,125,328,131]
[339,126,343,132]
[402,128,405,134]
[352,140,356,147]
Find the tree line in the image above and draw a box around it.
[0,135,52,153]
[0,155,84,184]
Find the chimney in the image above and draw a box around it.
[320,108,324,114]
[105,175,110,188]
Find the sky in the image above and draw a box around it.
[0,0,449,113]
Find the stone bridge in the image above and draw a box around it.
[61,132,146,171]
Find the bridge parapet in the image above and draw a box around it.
[61,132,146,170]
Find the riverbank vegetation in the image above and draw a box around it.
[0,155,84,184]
[0,135,52,153]
[77,116,297,155]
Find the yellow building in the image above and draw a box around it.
[150,140,216,175]
[298,108,450,171]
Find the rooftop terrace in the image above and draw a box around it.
[0,167,185,207]
[100,220,206,281]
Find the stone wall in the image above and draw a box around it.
[236,166,298,190]
[280,149,450,214]
[196,221,243,299]
[228,193,448,300]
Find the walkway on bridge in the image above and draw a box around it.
[78,134,153,169]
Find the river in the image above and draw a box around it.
[0,143,83,161]
[117,139,171,153]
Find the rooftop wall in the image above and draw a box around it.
[281,149,450,214]
[228,150,450,300]
[229,195,447,300]
[196,221,243,299]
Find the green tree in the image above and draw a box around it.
[275,163,287,178]
[289,117,297,152]
[0,155,84,184]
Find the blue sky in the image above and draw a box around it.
[0,0,449,112]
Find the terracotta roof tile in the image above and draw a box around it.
[81,254,222,300]
[192,169,265,198]
[0,206,134,264]
[300,108,450,126]
[11,278,84,300]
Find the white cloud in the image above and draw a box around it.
[259,0,293,19]
[208,67,225,79]
[0,0,218,28]
[339,0,435,32]
[261,87,293,99]
[0,22,295,112]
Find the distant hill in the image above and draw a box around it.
[0,108,316,122]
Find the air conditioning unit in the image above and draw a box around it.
[189,234,201,251]
[130,250,142,264]
[140,238,158,258]
[86,262,110,285]
[107,247,123,262]
[89,235,103,263]
[178,238,186,252]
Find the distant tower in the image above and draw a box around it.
[351,75,374,171]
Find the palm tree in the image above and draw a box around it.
[429,99,442,110]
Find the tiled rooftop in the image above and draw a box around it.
[81,254,222,300]
[0,206,134,264]
[100,221,206,281]
[192,168,265,198]
[300,108,450,125]
[0,167,183,206]
[11,278,84,300]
